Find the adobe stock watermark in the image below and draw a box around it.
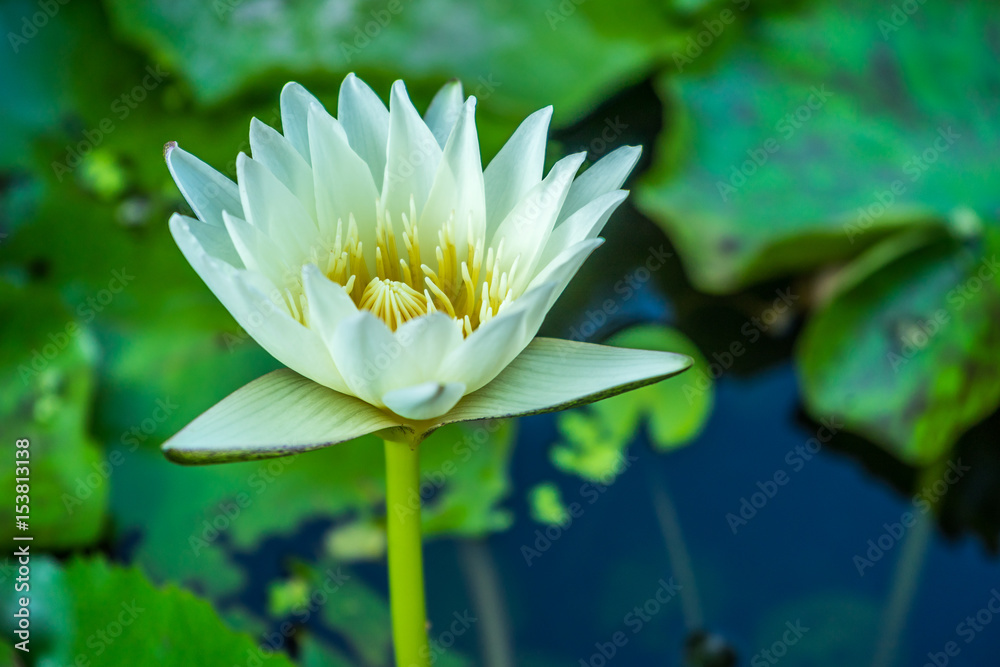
[725,417,843,535]
[17,268,134,384]
[520,451,638,566]
[238,567,351,666]
[563,245,673,343]
[61,600,145,665]
[576,116,629,159]
[546,0,588,30]
[716,85,834,202]
[52,66,169,181]
[339,0,412,63]
[853,459,969,576]
[62,397,178,515]
[843,126,960,244]
[189,453,302,556]
[392,419,505,522]
[682,287,799,404]
[878,0,929,40]
[578,577,681,666]
[672,0,751,72]
[749,620,809,667]
[922,588,1000,667]
[6,0,71,53]
[413,610,477,667]
[885,253,999,373]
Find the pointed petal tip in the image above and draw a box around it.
[161,442,204,466]
[383,381,466,421]
[163,140,178,161]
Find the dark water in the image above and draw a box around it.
[413,79,1000,667]
[424,360,1000,666]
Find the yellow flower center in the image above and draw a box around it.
[287,199,520,335]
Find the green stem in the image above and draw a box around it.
[384,437,430,667]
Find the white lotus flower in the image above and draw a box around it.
[163,74,691,463]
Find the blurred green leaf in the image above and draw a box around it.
[638,0,1000,293]
[421,419,517,537]
[110,438,384,596]
[103,0,686,123]
[304,559,391,665]
[325,517,387,561]
[0,556,70,659]
[528,482,570,526]
[798,226,1000,465]
[93,326,278,444]
[552,325,711,482]
[754,592,880,666]
[0,283,107,549]
[111,419,514,597]
[6,557,295,666]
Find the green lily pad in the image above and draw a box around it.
[0,557,295,666]
[638,0,1000,293]
[0,283,107,549]
[103,0,686,123]
[93,326,279,446]
[552,325,712,482]
[797,225,1000,465]
[528,483,571,526]
[111,438,384,596]
[112,419,515,597]
[421,419,517,537]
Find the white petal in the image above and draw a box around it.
[222,210,287,283]
[171,215,348,393]
[527,238,604,312]
[483,106,552,237]
[490,152,587,294]
[329,311,399,406]
[439,282,557,393]
[174,213,243,268]
[250,117,317,221]
[280,82,323,164]
[424,79,464,147]
[419,97,486,257]
[301,263,359,340]
[383,381,465,421]
[537,191,626,270]
[308,103,379,256]
[328,309,464,409]
[165,143,243,226]
[163,369,399,464]
[557,145,641,224]
[381,80,442,224]
[394,313,465,379]
[338,73,390,191]
[439,338,692,424]
[236,153,317,264]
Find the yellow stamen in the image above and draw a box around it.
[283,199,518,336]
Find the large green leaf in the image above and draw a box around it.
[0,557,295,666]
[103,0,686,123]
[0,284,107,549]
[111,437,385,596]
[111,419,515,596]
[638,0,1000,293]
[552,325,712,482]
[797,226,1000,465]
[421,419,516,537]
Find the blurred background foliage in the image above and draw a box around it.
[1,0,999,664]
